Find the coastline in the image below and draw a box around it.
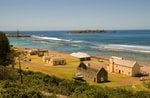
[12,46,150,87]
[6,33,30,37]
[14,46,150,73]
[8,30,150,64]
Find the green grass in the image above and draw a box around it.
[16,54,144,89]
[1,66,150,98]
[45,67,76,80]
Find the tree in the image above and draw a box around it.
[0,32,10,66]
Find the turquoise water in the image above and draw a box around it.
[7,30,150,62]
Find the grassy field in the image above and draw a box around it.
[16,52,79,80]
[14,47,150,90]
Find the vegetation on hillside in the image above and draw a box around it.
[0,66,150,98]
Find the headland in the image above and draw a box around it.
[6,33,30,37]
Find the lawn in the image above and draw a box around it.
[14,49,147,90]
[15,52,79,80]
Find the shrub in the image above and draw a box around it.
[0,67,150,97]
[143,81,150,89]
[43,75,61,86]
[0,32,10,66]
[0,66,18,80]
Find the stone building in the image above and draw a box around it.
[108,56,141,76]
[77,61,108,83]
[43,56,51,63]
[50,57,66,66]
[43,56,66,66]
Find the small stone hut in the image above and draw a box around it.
[28,49,38,55]
[37,49,48,57]
[50,57,66,66]
[43,56,51,63]
[26,49,48,56]
[77,61,108,83]
[43,56,66,66]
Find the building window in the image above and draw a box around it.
[128,72,130,75]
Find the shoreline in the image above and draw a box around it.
[6,33,30,37]
[13,46,150,87]
[14,46,150,73]
[14,45,150,63]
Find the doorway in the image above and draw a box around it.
[119,70,121,73]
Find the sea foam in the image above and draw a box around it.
[31,35,71,42]
[31,35,84,43]
[103,44,150,53]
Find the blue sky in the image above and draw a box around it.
[0,0,150,30]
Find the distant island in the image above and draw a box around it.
[68,29,105,34]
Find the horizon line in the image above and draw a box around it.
[1,28,150,32]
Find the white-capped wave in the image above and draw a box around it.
[31,35,84,43]
[31,35,71,42]
[71,40,83,43]
[39,41,49,44]
[70,44,81,47]
[103,44,150,53]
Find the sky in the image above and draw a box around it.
[0,0,150,31]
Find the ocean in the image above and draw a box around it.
[6,30,150,63]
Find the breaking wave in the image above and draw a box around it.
[103,44,150,53]
[31,35,84,43]
[31,35,71,42]
[31,35,83,43]
[71,40,84,43]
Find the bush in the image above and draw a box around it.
[43,75,61,86]
[0,32,10,66]
[0,67,150,97]
[0,66,18,80]
[143,81,150,89]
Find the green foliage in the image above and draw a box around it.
[43,75,61,86]
[0,66,18,80]
[0,32,19,67]
[0,66,150,97]
[143,81,150,89]
[0,32,10,66]
[7,49,20,67]
[134,91,150,98]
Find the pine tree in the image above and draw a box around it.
[0,32,10,66]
